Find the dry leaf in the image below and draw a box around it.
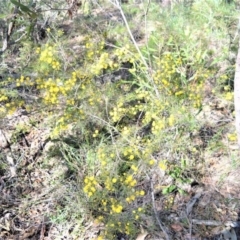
[0,223,10,231]
[171,223,183,232]
[19,226,36,240]
[9,166,17,178]
[6,155,14,165]
[136,231,149,240]
[211,226,225,235]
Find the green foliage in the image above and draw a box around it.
[10,0,38,18]
[11,123,30,143]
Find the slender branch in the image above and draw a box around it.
[109,1,148,67]
[150,177,170,240]
[108,0,160,97]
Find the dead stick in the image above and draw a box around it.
[150,177,170,240]
[169,216,240,227]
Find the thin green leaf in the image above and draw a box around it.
[10,0,37,18]
[0,13,9,19]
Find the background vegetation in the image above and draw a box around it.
[0,0,240,239]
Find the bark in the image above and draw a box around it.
[234,36,240,149]
[0,5,19,54]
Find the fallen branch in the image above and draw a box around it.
[186,192,202,216]
[168,216,240,227]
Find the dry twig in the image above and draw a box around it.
[149,176,170,240]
